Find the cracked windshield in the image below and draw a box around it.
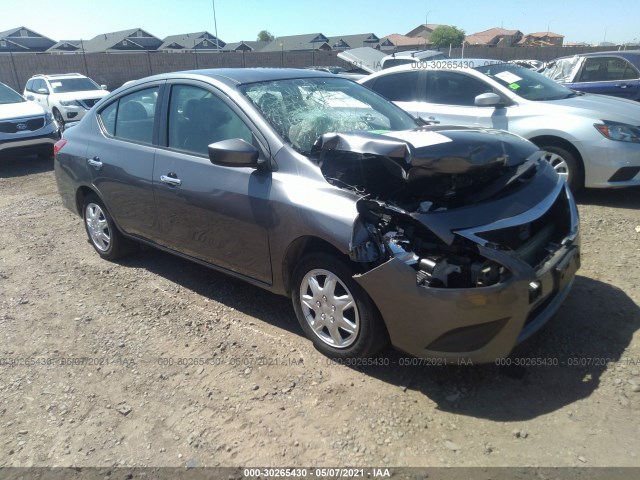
[242,77,416,153]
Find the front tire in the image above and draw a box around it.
[82,194,132,260]
[540,145,584,192]
[52,108,65,130]
[292,253,388,359]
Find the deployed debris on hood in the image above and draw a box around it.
[313,126,541,209]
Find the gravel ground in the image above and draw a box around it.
[1,155,639,469]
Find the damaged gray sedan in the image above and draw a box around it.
[54,69,580,363]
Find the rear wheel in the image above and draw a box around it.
[292,253,388,359]
[540,145,584,192]
[82,194,132,260]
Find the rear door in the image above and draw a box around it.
[569,56,640,100]
[88,83,163,238]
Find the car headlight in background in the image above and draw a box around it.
[594,120,640,143]
[59,100,82,107]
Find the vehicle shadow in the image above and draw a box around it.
[117,246,300,335]
[0,155,53,178]
[358,275,640,421]
[575,186,640,210]
[116,247,639,421]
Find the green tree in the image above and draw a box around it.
[257,30,275,42]
[429,25,465,48]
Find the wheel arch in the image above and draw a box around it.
[281,236,350,296]
[75,186,99,216]
[529,135,584,171]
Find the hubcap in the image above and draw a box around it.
[299,269,359,348]
[542,151,569,181]
[85,203,110,252]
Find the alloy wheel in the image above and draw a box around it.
[85,202,111,252]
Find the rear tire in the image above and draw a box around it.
[82,194,132,260]
[292,253,389,359]
[540,145,584,192]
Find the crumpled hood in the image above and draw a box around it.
[313,126,541,205]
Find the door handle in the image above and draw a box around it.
[160,174,182,187]
[87,157,103,169]
[615,83,629,89]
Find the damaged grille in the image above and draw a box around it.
[475,189,572,268]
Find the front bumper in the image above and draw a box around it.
[0,127,61,157]
[579,136,640,188]
[355,182,580,364]
[60,105,88,122]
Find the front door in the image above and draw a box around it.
[152,82,273,284]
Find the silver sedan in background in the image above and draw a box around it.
[360,60,640,191]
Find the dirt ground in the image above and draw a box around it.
[1,155,639,470]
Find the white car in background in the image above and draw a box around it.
[359,60,640,191]
[24,73,109,128]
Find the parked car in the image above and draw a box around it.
[360,60,640,191]
[0,81,61,159]
[54,68,579,363]
[337,47,448,74]
[24,73,110,127]
[542,51,640,101]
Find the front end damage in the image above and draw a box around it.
[314,127,580,363]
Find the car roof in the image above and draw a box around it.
[556,50,640,60]
[361,59,501,79]
[31,73,87,79]
[133,68,338,88]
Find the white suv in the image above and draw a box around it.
[24,73,109,127]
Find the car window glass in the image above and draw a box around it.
[368,71,420,102]
[242,77,416,154]
[576,57,638,82]
[25,79,34,92]
[99,101,117,136]
[617,59,640,80]
[425,71,492,106]
[168,84,252,155]
[49,77,100,93]
[35,79,47,93]
[98,87,158,143]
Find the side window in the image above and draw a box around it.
[168,84,252,156]
[609,58,639,80]
[578,57,610,82]
[99,102,117,136]
[368,71,421,102]
[425,71,493,106]
[26,79,34,92]
[97,86,159,144]
[33,79,47,93]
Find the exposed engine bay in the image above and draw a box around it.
[312,127,573,290]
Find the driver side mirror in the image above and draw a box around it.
[475,92,503,107]
[37,88,49,95]
[208,138,264,169]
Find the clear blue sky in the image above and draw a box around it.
[2,0,638,45]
